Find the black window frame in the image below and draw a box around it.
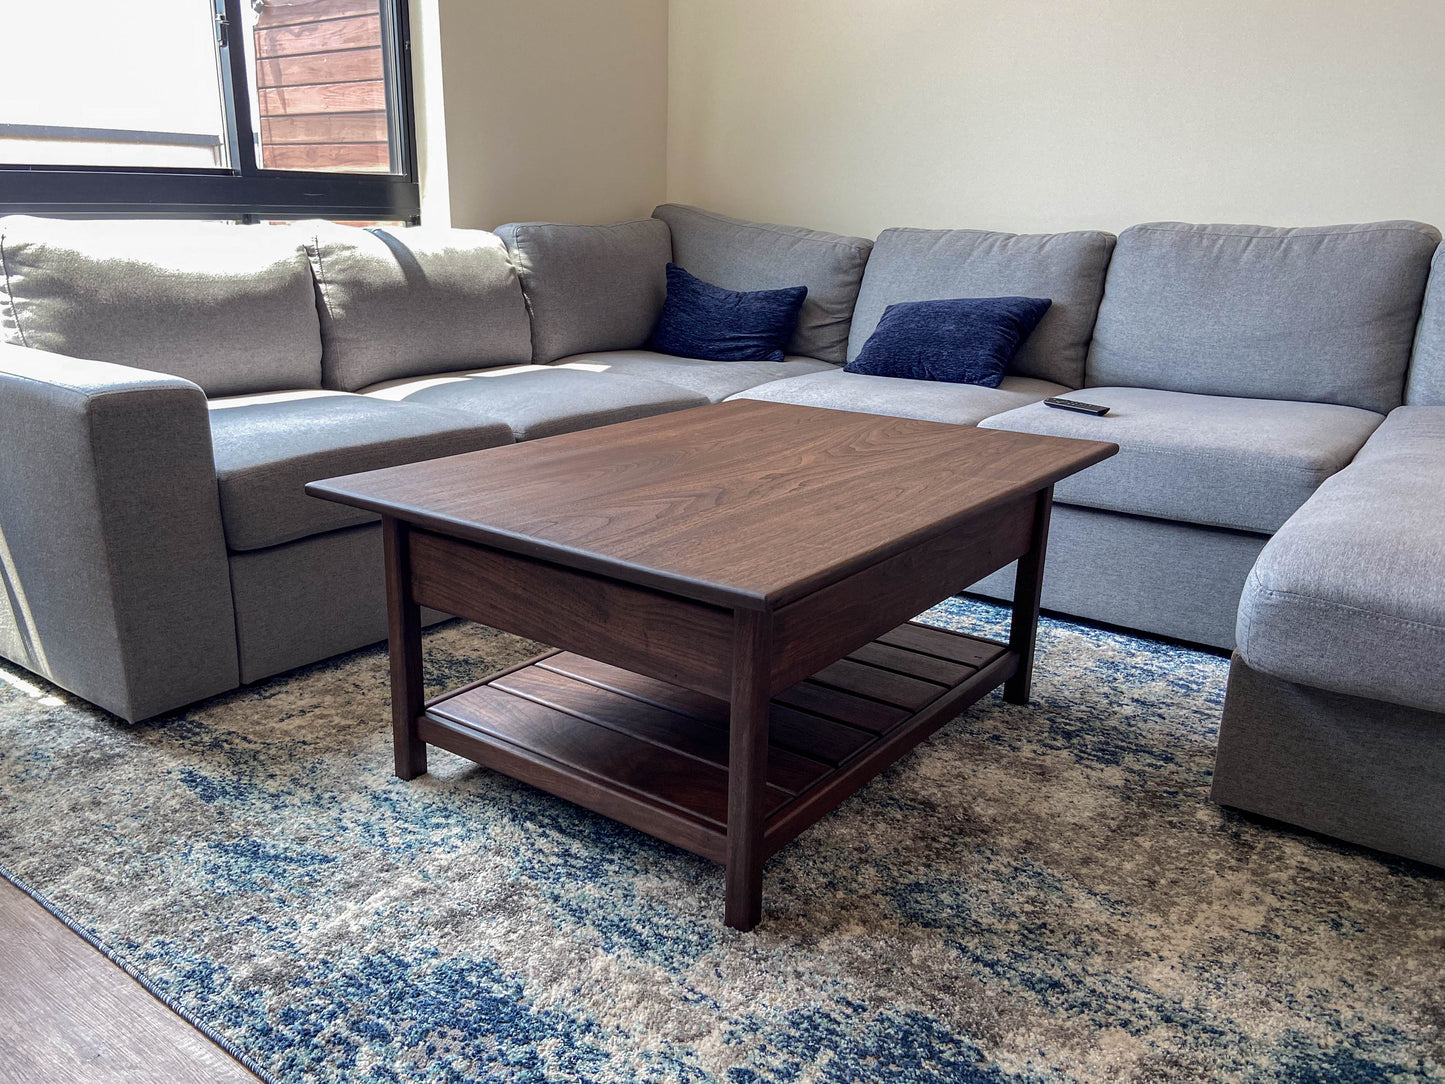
[0,0,420,222]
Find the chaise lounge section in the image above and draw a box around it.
[1212,254,1445,867]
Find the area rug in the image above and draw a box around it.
[1,599,1441,1083]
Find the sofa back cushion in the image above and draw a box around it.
[652,204,873,364]
[1406,242,1445,405]
[0,216,321,396]
[848,228,1115,387]
[1088,221,1440,413]
[304,223,531,391]
[495,218,672,363]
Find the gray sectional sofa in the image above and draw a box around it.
[1,204,1441,867]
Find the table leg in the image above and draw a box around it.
[1004,486,1053,705]
[725,608,772,930]
[382,516,427,780]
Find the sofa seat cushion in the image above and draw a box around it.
[553,350,836,403]
[726,369,1067,425]
[209,391,513,551]
[979,388,1383,533]
[1237,406,1445,712]
[361,365,708,441]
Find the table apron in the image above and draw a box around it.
[769,491,1037,693]
[406,487,1037,706]
[407,528,734,699]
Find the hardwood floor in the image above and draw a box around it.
[0,878,262,1084]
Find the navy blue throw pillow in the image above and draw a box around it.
[845,296,1053,386]
[647,264,808,362]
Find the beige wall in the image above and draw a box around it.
[414,0,669,229]
[667,0,1445,237]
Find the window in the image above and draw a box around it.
[0,0,418,222]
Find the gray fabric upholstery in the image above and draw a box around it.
[1214,655,1445,869]
[848,228,1115,387]
[1406,242,1445,405]
[303,222,531,392]
[494,219,672,364]
[0,344,238,722]
[728,369,1066,426]
[1236,406,1445,712]
[553,350,836,403]
[208,391,513,552]
[652,204,873,364]
[970,503,1268,650]
[0,216,322,397]
[1087,221,1440,414]
[229,523,450,684]
[362,365,708,441]
[979,387,1382,533]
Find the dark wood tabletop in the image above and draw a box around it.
[307,400,1117,610]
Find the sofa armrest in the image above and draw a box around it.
[0,343,238,721]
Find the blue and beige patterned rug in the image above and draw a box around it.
[1,599,1441,1083]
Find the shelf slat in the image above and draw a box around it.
[878,622,1008,667]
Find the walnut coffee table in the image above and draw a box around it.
[308,400,1115,929]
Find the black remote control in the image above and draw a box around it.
[1043,397,1110,416]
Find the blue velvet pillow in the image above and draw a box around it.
[844,296,1053,386]
[647,263,808,362]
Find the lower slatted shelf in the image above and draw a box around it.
[420,620,1014,863]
